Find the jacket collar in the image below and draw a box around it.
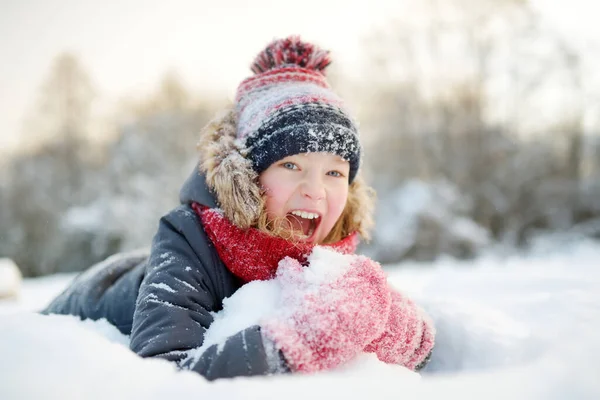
[179,165,218,208]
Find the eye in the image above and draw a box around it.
[282,162,298,170]
[327,170,344,177]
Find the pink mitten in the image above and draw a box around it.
[364,288,435,370]
[262,252,391,373]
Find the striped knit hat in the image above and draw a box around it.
[234,36,361,183]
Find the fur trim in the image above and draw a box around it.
[197,108,263,229]
[197,107,376,239]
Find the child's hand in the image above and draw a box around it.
[261,252,391,373]
[364,288,435,370]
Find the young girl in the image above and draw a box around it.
[43,36,435,380]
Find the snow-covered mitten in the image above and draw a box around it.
[261,252,391,373]
[364,288,435,370]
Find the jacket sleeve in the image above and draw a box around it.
[129,205,287,379]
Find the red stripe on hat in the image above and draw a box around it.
[236,73,329,102]
[238,73,328,94]
[268,95,344,114]
[252,66,326,79]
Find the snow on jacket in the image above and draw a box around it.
[43,167,288,380]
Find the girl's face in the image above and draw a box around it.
[259,152,350,244]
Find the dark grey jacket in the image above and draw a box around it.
[42,167,288,380]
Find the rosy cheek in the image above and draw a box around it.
[332,194,348,216]
[264,188,289,218]
[264,196,280,217]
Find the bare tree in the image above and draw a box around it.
[1,53,98,276]
[355,0,600,261]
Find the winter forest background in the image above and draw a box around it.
[1,0,600,277]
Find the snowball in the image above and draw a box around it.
[300,246,355,285]
[0,258,22,299]
[187,247,356,363]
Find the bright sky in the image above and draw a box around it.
[0,0,598,153]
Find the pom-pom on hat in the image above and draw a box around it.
[234,36,361,183]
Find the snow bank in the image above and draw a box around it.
[1,242,600,399]
[368,180,490,263]
[0,313,210,400]
[0,272,75,315]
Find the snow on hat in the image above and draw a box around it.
[234,36,361,183]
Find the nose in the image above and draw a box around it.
[301,175,326,201]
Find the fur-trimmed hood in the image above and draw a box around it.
[181,108,376,241]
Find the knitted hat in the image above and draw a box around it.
[234,36,361,183]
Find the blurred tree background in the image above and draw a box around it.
[0,55,224,276]
[1,0,599,276]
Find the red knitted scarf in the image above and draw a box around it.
[192,203,358,283]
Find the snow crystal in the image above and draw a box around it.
[173,277,197,292]
[153,254,175,269]
[146,298,188,311]
[149,282,176,293]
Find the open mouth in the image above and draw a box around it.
[286,210,321,241]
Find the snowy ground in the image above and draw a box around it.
[1,240,600,400]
